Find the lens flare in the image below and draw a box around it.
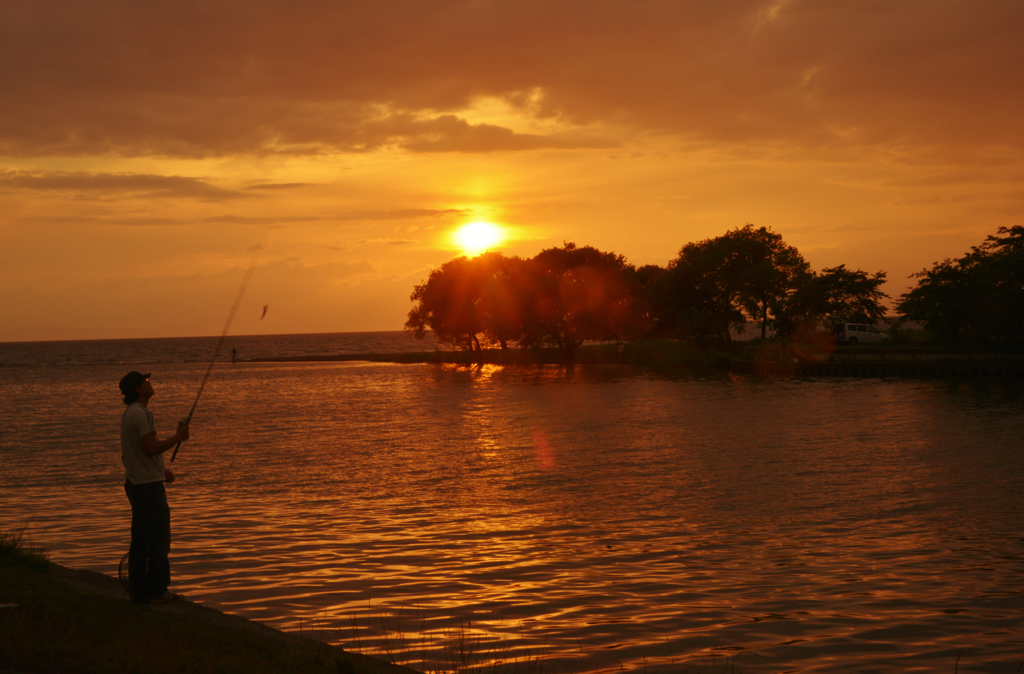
[454,221,504,255]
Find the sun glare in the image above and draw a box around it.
[454,221,505,255]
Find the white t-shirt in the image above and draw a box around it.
[121,403,165,484]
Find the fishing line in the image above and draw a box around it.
[171,232,268,462]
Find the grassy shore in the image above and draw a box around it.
[0,530,415,674]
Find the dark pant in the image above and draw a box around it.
[124,478,171,602]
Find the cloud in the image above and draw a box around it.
[0,170,244,200]
[8,206,467,228]
[13,215,186,227]
[359,238,419,245]
[201,214,328,225]
[203,208,465,225]
[244,182,314,191]
[3,1,1021,162]
[0,101,614,157]
[334,208,465,221]
[880,170,1024,189]
[891,193,974,206]
[371,114,616,153]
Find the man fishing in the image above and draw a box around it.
[119,371,190,605]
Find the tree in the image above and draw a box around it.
[726,225,810,339]
[898,226,1024,344]
[777,265,889,336]
[406,252,525,351]
[660,225,807,344]
[662,236,746,345]
[476,252,528,350]
[629,264,669,337]
[518,242,640,359]
[406,256,484,351]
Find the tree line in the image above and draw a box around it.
[897,225,1024,345]
[406,224,1024,357]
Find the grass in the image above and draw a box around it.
[334,608,766,674]
[325,604,1022,674]
[331,607,553,674]
[0,529,409,674]
[0,528,50,572]
[615,339,733,372]
[674,651,759,673]
[887,328,936,346]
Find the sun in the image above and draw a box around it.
[453,221,505,255]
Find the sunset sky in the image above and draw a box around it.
[2,1,1022,342]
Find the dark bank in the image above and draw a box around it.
[0,530,415,674]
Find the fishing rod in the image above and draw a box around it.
[170,234,266,462]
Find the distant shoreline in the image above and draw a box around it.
[248,350,596,365]
[246,343,1024,378]
[246,341,730,369]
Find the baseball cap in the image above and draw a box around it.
[119,371,151,396]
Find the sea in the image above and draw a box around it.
[1,332,1023,673]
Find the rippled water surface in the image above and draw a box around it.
[2,334,1023,673]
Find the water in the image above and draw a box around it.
[1,333,1023,673]
[0,330,437,367]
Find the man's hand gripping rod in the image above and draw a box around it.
[170,237,265,462]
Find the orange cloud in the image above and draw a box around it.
[0,170,251,202]
[1,1,1020,162]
